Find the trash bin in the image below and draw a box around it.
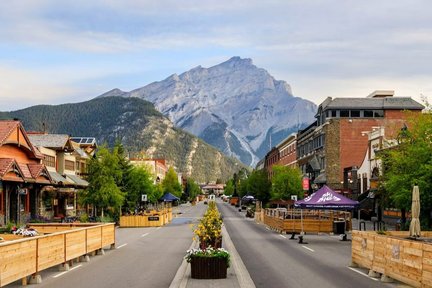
[333,221,345,234]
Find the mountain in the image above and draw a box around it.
[101,57,317,166]
[0,97,244,183]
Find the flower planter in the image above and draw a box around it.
[190,256,228,279]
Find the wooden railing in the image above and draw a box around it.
[263,209,351,234]
[0,223,115,287]
[352,230,432,287]
[119,208,172,227]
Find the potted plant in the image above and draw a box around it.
[193,201,223,249]
[185,247,230,279]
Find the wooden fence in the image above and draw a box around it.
[0,223,115,287]
[263,208,351,234]
[119,208,172,227]
[352,230,432,287]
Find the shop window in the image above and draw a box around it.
[66,197,74,210]
[43,192,53,211]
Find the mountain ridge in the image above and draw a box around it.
[0,96,244,183]
[99,56,317,165]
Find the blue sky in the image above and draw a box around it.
[1,0,431,111]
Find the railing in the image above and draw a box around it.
[119,208,172,227]
[0,223,115,287]
[352,230,432,287]
[263,208,351,234]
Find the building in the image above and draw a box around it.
[276,133,297,168]
[28,133,90,220]
[264,147,279,179]
[296,90,424,196]
[0,120,52,225]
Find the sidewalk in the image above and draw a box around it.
[169,225,255,288]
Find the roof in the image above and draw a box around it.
[28,134,73,150]
[0,159,51,183]
[65,174,89,187]
[0,120,43,159]
[48,171,68,184]
[0,120,19,146]
[322,97,424,111]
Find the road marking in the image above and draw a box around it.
[141,233,149,237]
[117,243,128,249]
[347,267,379,281]
[279,234,287,239]
[53,265,82,278]
[302,246,314,252]
[156,227,161,230]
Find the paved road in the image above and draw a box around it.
[7,203,206,288]
[218,201,400,288]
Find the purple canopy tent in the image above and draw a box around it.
[294,185,359,209]
[294,185,359,238]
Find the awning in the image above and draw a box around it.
[65,174,89,187]
[48,171,68,184]
[313,173,326,184]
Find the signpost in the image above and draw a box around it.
[141,194,148,202]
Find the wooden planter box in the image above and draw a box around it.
[190,256,228,279]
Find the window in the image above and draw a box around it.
[364,110,373,117]
[65,160,75,171]
[331,110,337,117]
[43,155,55,167]
[351,110,361,117]
[0,185,3,213]
[340,110,349,117]
[374,110,384,117]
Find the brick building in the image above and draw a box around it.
[296,90,424,195]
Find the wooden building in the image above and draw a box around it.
[0,120,52,225]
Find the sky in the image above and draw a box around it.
[1,0,431,111]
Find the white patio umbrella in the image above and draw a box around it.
[409,185,421,238]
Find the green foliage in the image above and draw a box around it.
[381,111,432,227]
[224,179,234,196]
[185,178,201,201]
[0,96,244,183]
[80,145,125,217]
[126,164,155,206]
[246,169,272,204]
[162,167,183,198]
[271,165,302,200]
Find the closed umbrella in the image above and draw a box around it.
[409,185,421,238]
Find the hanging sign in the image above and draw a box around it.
[302,177,309,190]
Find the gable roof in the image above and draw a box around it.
[28,134,74,151]
[0,120,43,159]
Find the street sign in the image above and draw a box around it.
[291,195,297,201]
[302,177,309,190]
[141,194,147,202]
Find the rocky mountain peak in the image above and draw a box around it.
[99,57,317,166]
